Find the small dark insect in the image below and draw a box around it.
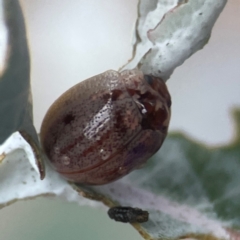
[108,206,149,223]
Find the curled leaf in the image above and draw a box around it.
[122,0,227,80]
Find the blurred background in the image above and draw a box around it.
[0,0,239,239]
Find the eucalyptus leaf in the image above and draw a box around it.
[0,0,44,177]
[122,0,227,80]
[86,109,240,239]
[2,111,240,239]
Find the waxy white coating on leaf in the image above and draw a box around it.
[0,132,41,176]
[0,0,8,76]
[93,182,230,239]
[0,132,99,207]
[122,0,227,80]
[0,131,232,239]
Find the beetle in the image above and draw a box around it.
[108,206,149,223]
[40,69,171,185]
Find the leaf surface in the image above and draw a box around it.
[85,110,240,239]
[122,0,227,80]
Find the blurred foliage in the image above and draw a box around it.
[87,109,240,239]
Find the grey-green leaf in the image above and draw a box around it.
[75,109,240,239]
[0,0,44,178]
[0,0,36,144]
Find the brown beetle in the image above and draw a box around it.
[40,69,171,185]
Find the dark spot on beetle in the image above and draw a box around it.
[108,206,149,223]
[166,42,169,46]
[199,12,202,15]
[111,89,123,101]
[114,110,128,133]
[102,93,111,101]
[128,88,169,132]
[141,117,155,130]
[62,113,75,125]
